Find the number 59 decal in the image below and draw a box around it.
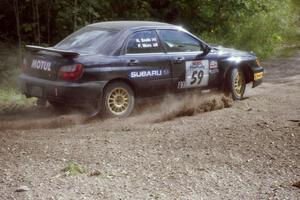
[190,70,204,85]
[178,60,209,89]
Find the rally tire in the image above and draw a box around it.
[103,82,135,118]
[225,68,246,100]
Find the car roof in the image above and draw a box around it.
[88,21,175,30]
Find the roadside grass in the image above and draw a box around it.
[0,87,36,114]
[0,43,36,113]
[61,161,117,178]
[62,161,86,176]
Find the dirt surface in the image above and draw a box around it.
[0,53,299,200]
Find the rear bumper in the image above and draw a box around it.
[18,74,107,106]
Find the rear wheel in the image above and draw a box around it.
[103,82,135,118]
[225,68,246,100]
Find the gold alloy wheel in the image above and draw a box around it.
[233,71,245,96]
[108,87,129,115]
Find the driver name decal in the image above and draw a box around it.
[136,37,159,48]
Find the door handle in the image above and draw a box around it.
[128,59,139,66]
[174,57,185,64]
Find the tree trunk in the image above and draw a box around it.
[13,0,22,66]
[47,2,50,45]
[31,0,37,43]
[74,0,77,31]
[88,1,91,23]
[35,0,40,45]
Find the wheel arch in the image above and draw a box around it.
[103,78,136,96]
[223,62,254,84]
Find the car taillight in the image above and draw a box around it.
[21,58,28,72]
[58,64,83,80]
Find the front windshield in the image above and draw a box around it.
[55,26,117,54]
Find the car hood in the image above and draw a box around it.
[209,45,256,59]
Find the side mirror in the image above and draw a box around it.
[196,45,210,58]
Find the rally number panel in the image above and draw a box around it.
[178,60,209,89]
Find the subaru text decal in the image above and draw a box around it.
[130,69,170,78]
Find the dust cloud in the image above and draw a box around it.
[0,92,232,131]
[152,93,232,123]
[136,92,233,123]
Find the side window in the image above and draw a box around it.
[126,30,163,54]
[157,30,202,52]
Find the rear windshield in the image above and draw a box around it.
[55,26,117,54]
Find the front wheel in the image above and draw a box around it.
[103,82,135,118]
[225,68,246,100]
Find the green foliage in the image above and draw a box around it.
[62,161,86,176]
[201,0,299,59]
[0,43,35,111]
[0,87,36,114]
[5,1,300,55]
[0,43,20,87]
[0,0,298,48]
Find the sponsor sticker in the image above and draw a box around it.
[129,69,170,78]
[209,60,218,69]
[182,60,209,88]
[31,59,52,71]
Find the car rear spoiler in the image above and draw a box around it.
[25,45,79,57]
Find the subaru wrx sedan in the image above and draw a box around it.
[19,21,264,117]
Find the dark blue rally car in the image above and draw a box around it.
[19,21,264,117]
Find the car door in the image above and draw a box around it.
[122,30,172,97]
[157,29,211,91]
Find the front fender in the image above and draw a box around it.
[220,58,263,88]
